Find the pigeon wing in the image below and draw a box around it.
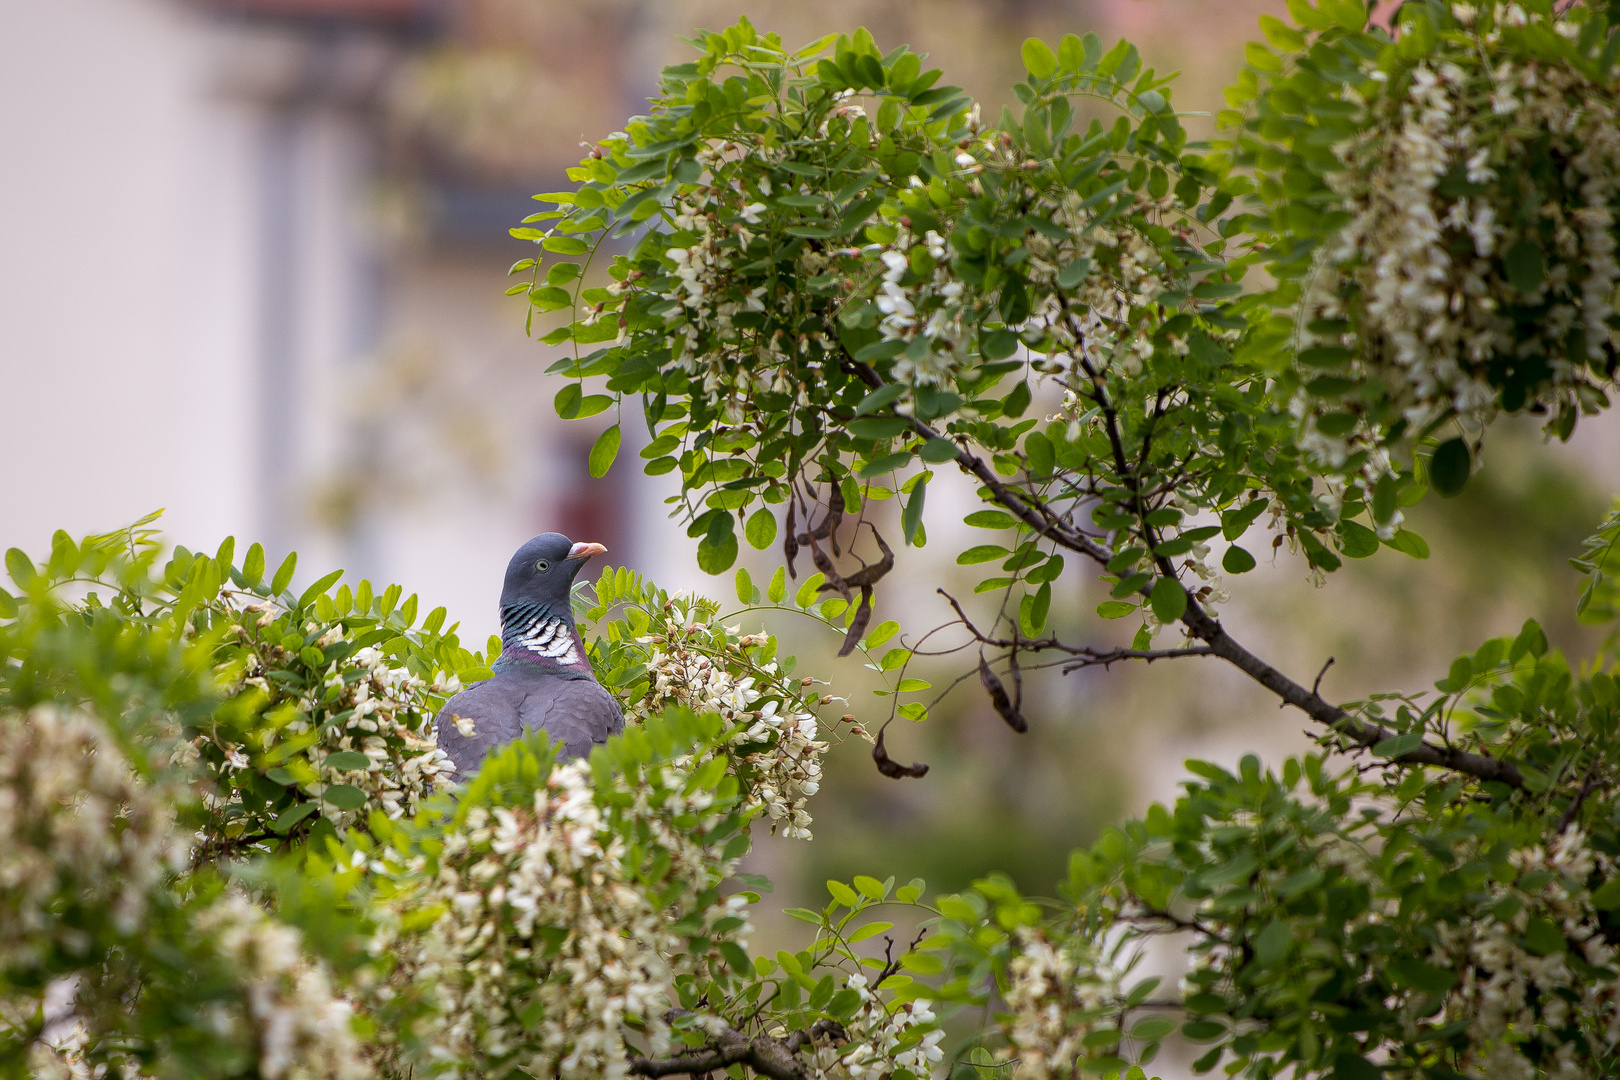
[518,677,625,761]
[435,675,527,779]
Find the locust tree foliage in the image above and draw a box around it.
[6,5,1620,1080]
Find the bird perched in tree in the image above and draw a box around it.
[435,533,624,778]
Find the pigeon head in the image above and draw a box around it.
[499,533,606,615]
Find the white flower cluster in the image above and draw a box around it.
[657,144,835,425]
[872,222,974,389]
[814,977,944,1080]
[0,704,185,976]
[633,617,828,840]
[998,928,1119,1080]
[194,893,369,1080]
[210,612,456,838]
[1169,825,1620,1078]
[868,139,1184,406]
[1434,830,1620,1080]
[1298,6,1620,473]
[375,757,750,1080]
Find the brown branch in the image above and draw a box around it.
[839,357,1525,790]
[1060,645,1215,674]
[1557,763,1604,833]
[629,1019,848,1080]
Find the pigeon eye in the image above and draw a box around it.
[535,560,551,573]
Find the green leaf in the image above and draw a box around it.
[1096,600,1136,619]
[555,384,583,419]
[1387,957,1455,994]
[270,551,298,596]
[827,880,860,907]
[1387,530,1430,559]
[1021,37,1059,77]
[1429,438,1470,497]
[918,438,959,463]
[1181,1020,1226,1042]
[324,750,372,771]
[796,573,827,609]
[861,452,914,478]
[242,542,265,586]
[1253,920,1291,965]
[1591,879,1620,910]
[1328,1053,1380,1080]
[1319,0,1366,28]
[1024,431,1054,476]
[1222,545,1257,573]
[542,235,590,255]
[1522,917,1565,956]
[1149,576,1188,623]
[322,784,367,811]
[1338,521,1379,559]
[965,510,1018,529]
[271,801,318,834]
[1504,239,1545,293]
[849,417,911,440]
[1057,258,1092,288]
[902,473,930,545]
[745,507,777,550]
[1372,472,1399,523]
[768,567,787,604]
[854,383,908,415]
[4,549,35,588]
[879,647,912,671]
[865,621,899,648]
[980,329,1018,360]
[1129,1016,1176,1042]
[697,530,739,575]
[1372,732,1424,759]
[900,951,944,975]
[588,424,622,478]
[1020,582,1052,637]
[957,545,1011,565]
[1002,380,1032,418]
[853,874,887,899]
[719,941,752,975]
[0,588,15,619]
[735,567,755,604]
[298,569,344,611]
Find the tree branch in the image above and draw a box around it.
[629,1019,847,1080]
[839,358,1526,790]
[1060,645,1215,674]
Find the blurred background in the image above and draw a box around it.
[3,1,1617,1075]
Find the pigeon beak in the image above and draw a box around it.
[567,541,608,561]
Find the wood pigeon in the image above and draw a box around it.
[435,533,624,778]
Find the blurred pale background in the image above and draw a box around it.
[3,2,1617,1075]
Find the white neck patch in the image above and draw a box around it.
[516,614,581,665]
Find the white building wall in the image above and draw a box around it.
[0,0,261,553]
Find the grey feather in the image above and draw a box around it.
[436,668,624,779]
[433,531,622,780]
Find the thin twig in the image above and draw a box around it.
[1312,657,1336,698]
[1557,763,1605,834]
